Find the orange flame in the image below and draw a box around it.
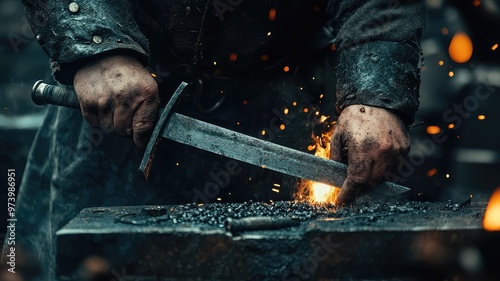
[295,115,340,203]
[483,188,500,231]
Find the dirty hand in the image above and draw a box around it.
[74,54,160,148]
[330,104,410,205]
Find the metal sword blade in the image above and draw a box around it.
[162,113,410,198]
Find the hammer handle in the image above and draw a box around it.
[32,80,80,109]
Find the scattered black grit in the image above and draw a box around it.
[118,196,481,229]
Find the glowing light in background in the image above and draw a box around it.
[426,125,441,135]
[448,32,473,63]
[268,8,276,21]
[478,115,486,120]
[427,168,438,177]
[484,188,500,231]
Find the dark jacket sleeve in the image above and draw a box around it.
[329,0,427,124]
[22,0,150,84]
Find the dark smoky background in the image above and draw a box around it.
[0,0,499,226]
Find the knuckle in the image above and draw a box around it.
[97,97,112,110]
[79,96,97,109]
[347,159,373,183]
[377,139,395,154]
[114,92,134,109]
[348,174,370,186]
[139,84,159,100]
[113,91,127,104]
[133,121,155,133]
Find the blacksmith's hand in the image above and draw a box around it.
[330,105,410,205]
[73,55,160,148]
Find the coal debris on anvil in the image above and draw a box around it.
[115,197,482,232]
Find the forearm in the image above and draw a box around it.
[22,0,150,84]
[330,0,427,124]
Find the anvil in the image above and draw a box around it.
[31,80,410,200]
[54,202,496,280]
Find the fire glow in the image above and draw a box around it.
[295,115,340,203]
[483,188,500,231]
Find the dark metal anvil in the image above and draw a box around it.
[55,201,500,280]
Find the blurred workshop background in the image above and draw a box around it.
[0,0,499,222]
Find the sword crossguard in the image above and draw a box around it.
[138,82,188,179]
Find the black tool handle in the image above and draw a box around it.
[31,80,80,109]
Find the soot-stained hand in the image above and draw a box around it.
[330,105,410,205]
[73,55,160,148]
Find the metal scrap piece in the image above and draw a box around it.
[225,216,300,234]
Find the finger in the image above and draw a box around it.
[132,98,159,149]
[97,100,115,133]
[114,103,134,136]
[364,142,404,188]
[335,157,373,205]
[81,108,99,128]
[367,159,391,187]
[329,125,346,164]
[78,95,100,128]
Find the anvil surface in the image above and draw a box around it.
[56,201,500,281]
